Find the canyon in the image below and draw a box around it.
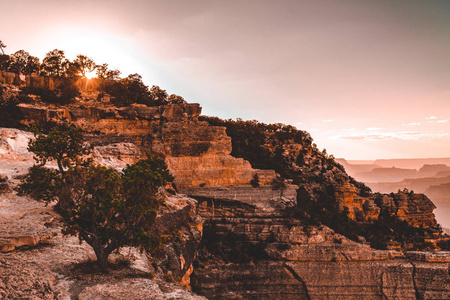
[0,75,449,299]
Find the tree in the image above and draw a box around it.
[0,54,10,71]
[73,54,96,78]
[0,90,24,128]
[20,126,174,270]
[150,85,168,105]
[168,94,186,104]
[106,73,153,106]
[27,125,91,173]
[61,158,172,270]
[0,40,6,55]
[96,63,121,80]
[40,49,69,77]
[9,50,40,74]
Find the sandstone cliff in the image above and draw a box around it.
[17,101,275,191]
[200,117,444,249]
[186,185,449,299]
[1,78,449,299]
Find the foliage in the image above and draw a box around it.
[40,49,69,77]
[349,176,372,197]
[28,124,91,173]
[0,54,10,71]
[20,78,79,104]
[104,75,182,107]
[55,78,80,103]
[9,50,40,74]
[96,63,121,80]
[168,94,186,104]
[105,73,154,106]
[72,54,96,78]
[199,116,312,176]
[0,91,24,128]
[358,213,438,250]
[250,173,260,187]
[20,86,58,103]
[150,85,168,105]
[18,165,60,202]
[20,125,174,270]
[437,239,450,251]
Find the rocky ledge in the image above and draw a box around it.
[188,186,450,299]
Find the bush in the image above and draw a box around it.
[105,74,154,107]
[250,173,260,187]
[0,93,24,128]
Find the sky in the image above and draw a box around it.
[1,0,449,160]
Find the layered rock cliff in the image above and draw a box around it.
[200,117,443,248]
[1,78,449,299]
[186,185,449,299]
[17,101,275,191]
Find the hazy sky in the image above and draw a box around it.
[1,0,449,159]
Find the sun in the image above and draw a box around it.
[85,70,97,79]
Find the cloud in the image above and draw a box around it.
[339,134,394,141]
[402,122,421,126]
[322,119,333,123]
[365,127,385,131]
[337,131,448,141]
[426,116,449,123]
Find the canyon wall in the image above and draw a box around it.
[187,187,449,299]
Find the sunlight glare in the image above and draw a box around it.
[85,70,96,79]
[39,25,146,80]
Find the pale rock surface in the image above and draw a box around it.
[77,278,206,300]
[92,142,141,169]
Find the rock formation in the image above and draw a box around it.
[0,77,449,299]
[188,186,449,299]
[18,100,276,190]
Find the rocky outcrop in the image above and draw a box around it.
[334,181,380,221]
[18,102,275,190]
[0,190,58,253]
[374,192,438,228]
[189,187,450,299]
[150,195,204,289]
[392,193,437,227]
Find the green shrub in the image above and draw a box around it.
[20,125,174,270]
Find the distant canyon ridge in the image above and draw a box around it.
[337,158,450,230]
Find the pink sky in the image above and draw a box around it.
[1,0,449,159]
